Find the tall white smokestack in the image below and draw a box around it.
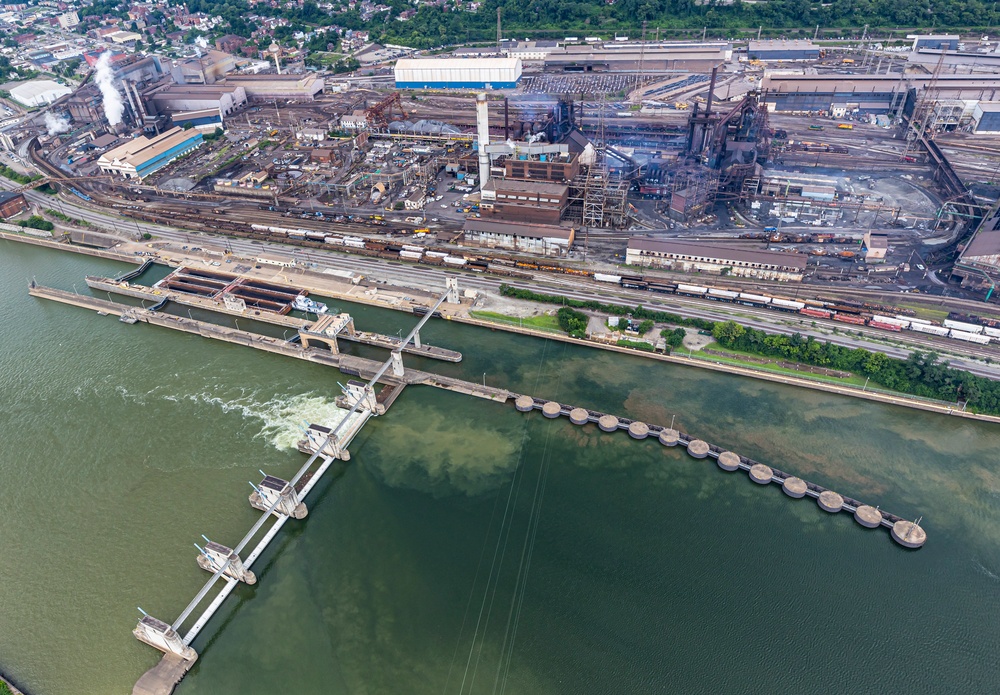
[476,93,490,190]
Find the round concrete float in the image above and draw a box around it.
[749,463,773,484]
[717,451,740,471]
[542,401,561,418]
[891,520,927,548]
[598,414,619,432]
[569,408,589,425]
[628,421,650,439]
[515,395,534,412]
[658,428,679,446]
[782,476,807,498]
[854,505,883,529]
[818,490,844,513]
[687,439,710,459]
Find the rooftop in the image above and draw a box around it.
[465,218,574,240]
[627,238,808,270]
[748,40,818,50]
[964,212,1000,258]
[395,57,521,71]
[98,127,202,169]
[484,178,568,195]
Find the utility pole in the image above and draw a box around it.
[814,25,820,41]
[496,8,502,54]
[757,26,762,41]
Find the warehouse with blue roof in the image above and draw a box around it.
[96,127,203,180]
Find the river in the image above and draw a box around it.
[1,239,999,694]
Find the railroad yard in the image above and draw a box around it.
[6,33,1000,373]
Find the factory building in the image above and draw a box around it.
[501,148,580,183]
[479,178,568,225]
[862,231,889,262]
[394,58,522,89]
[909,34,960,51]
[957,206,1000,274]
[9,79,72,107]
[113,55,165,84]
[761,74,1000,117]
[142,84,247,123]
[626,238,808,282]
[542,42,731,73]
[747,40,820,62]
[0,191,29,218]
[169,51,238,85]
[907,49,1000,74]
[221,74,324,100]
[170,109,223,130]
[972,103,1000,133]
[97,127,204,180]
[505,40,559,62]
[463,218,575,256]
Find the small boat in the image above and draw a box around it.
[292,296,328,314]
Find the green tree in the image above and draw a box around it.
[712,320,745,345]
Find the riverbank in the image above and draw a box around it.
[451,314,1000,424]
[5,229,998,423]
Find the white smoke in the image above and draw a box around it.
[193,35,208,57]
[94,52,124,126]
[44,112,70,135]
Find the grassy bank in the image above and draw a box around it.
[469,310,563,333]
[699,342,871,388]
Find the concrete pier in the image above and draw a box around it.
[542,401,562,418]
[749,463,773,484]
[891,520,927,548]
[658,428,679,446]
[687,440,710,458]
[508,392,926,547]
[818,490,845,513]
[782,476,808,498]
[628,421,649,439]
[854,505,882,528]
[598,414,619,432]
[717,451,740,471]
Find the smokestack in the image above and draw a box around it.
[704,66,718,119]
[504,97,509,140]
[122,78,140,124]
[131,81,148,120]
[476,93,491,190]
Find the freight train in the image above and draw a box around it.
[116,205,995,350]
[595,274,994,347]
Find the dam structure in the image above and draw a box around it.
[26,274,926,695]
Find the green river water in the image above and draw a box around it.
[1,240,999,694]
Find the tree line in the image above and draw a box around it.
[500,284,1000,415]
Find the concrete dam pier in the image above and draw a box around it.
[513,395,926,549]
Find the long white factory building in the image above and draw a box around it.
[394,57,522,89]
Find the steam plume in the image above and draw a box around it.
[94,52,124,126]
[44,112,70,135]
